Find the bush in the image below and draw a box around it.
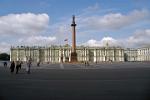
[0,53,10,61]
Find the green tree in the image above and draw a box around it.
[0,53,10,61]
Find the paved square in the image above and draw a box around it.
[0,62,150,100]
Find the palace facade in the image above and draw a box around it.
[10,45,124,63]
[10,46,150,63]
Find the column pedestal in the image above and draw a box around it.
[71,52,77,62]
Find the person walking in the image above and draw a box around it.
[16,61,20,74]
[19,61,22,69]
[37,61,40,67]
[10,61,15,74]
[84,61,87,66]
[4,62,7,67]
[26,60,32,74]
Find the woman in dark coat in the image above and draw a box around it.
[10,61,15,73]
[16,61,20,74]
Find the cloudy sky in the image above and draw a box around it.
[0,0,150,53]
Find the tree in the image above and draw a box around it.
[0,53,10,61]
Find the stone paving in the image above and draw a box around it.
[0,62,150,100]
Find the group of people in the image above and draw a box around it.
[84,61,89,66]
[10,60,32,74]
[10,61,22,74]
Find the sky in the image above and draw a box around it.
[0,0,150,53]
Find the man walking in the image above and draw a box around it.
[26,59,32,74]
[10,61,15,74]
[16,61,20,74]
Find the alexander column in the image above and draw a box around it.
[71,15,77,62]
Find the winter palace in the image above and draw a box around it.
[10,45,150,63]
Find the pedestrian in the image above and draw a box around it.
[10,61,15,74]
[16,61,20,74]
[37,61,40,67]
[4,62,7,67]
[84,61,86,66]
[87,61,89,66]
[19,61,22,69]
[26,60,32,74]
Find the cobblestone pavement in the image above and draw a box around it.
[0,62,150,100]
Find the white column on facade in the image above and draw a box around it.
[44,49,46,62]
[26,49,28,61]
[112,49,114,61]
[148,48,150,61]
[25,47,28,61]
[17,49,19,61]
[138,49,140,61]
[58,49,61,63]
[81,49,83,61]
[46,49,47,62]
[114,49,116,62]
[59,49,61,62]
[121,50,123,61]
[99,50,101,62]
[10,49,12,61]
[94,49,96,63]
[101,50,102,61]
[83,48,85,61]
[32,49,34,62]
[37,49,39,62]
[121,49,124,61]
[144,49,145,61]
[63,49,65,62]
[102,50,104,61]
[87,49,89,62]
[85,48,87,61]
[49,48,51,62]
[47,49,48,62]
[69,49,71,62]
[47,48,49,62]
[105,49,106,61]
[119,50,121,61]
[29,48,30,58]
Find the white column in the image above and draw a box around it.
[58,50,60,63]
[84,50,85,62]
[44,49,46,62]
[10,49,12,61]
[17,49,19,61]
[37,49,39,62]
[63,49,65,62]
[69,49,71,62]
[85,48,87,61]
[94,49,96,62]
[50,48,52,62]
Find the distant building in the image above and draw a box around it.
[124,48,137,61]
[10,46,150,63]
[137,47,150,61]
[10,45,124,63]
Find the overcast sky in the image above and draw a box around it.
[0,0,150,53]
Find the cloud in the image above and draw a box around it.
[82,29,150,48]
[0,42,10,53]
[82,37,122,47]
[18,35,56,46]
[0,13,49,36]
[127,29,150,47]
[82,3,100,14]
[0,35,56,53]
[79,9,149,30]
